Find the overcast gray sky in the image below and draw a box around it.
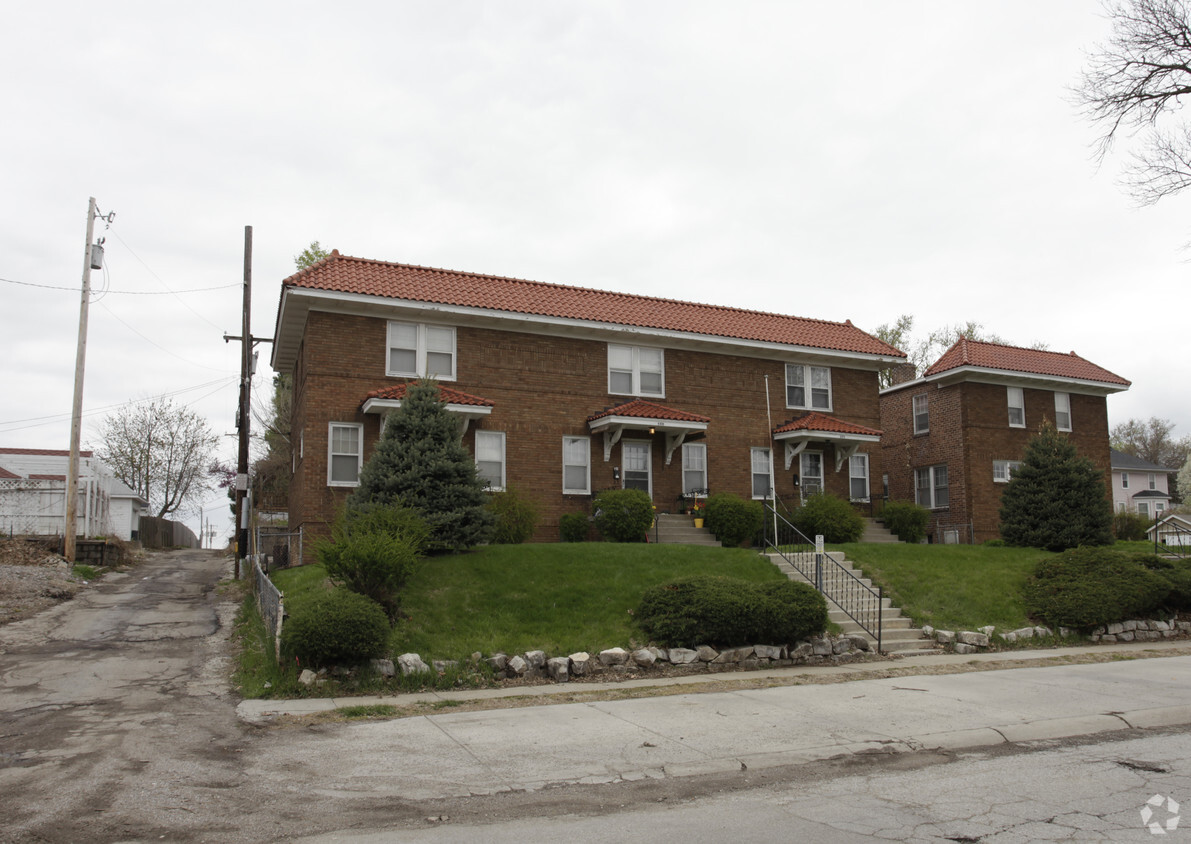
[3,1,1189,538]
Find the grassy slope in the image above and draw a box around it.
[833,542,1056,632]
[273,543,784,660]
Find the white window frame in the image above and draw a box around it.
[386,321,457,380]
[785,364,833,411]
[800,450,824,497]
[562,436,591,495]
[849,453,870,501]
[993,460,1023,483]
[751,447,772,499]
[608,344,665,398]
[327,422,363,487]
[1007,386,1025,428]
[1054,392,1071,432]
[682,442,708,496]
[912,393,929,435]
[1138,501,1150,517]
[915,464,949,509]
[474,430,505,491]
[1122,472,1130,490]
[1149,473,1157,490]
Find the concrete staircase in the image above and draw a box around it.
[766,550,935,655]
[860,517,900,543]
[653,513,720,546]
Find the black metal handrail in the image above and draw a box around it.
[762,501,883,652]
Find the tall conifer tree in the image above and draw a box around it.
[998,420,1113,551]
[350,379,493,551]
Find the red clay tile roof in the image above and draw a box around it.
[773,412,882,437]
[923,338,1130,386]
[285,252,905,358]
[587,400,711,424]
[363,383,495,407]
[0,466,20,479]
[0,448,93,457]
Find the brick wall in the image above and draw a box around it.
[882,380,1114,543]
[289,311,886,556]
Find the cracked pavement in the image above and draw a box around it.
[1,548,1189,842]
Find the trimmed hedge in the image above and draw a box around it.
[636,575,828,648]
[316,503,428,617]
[1022,547,1172,629]
[487,485,540,544]
[704,492,763,548]
[880,500,930,544]
[280,588,391,668]
[559,512,590,543]
[793,493,864,544]
[592,488,654,542]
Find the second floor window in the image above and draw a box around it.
[1054,392,1072,432]
[912,393,929,434]
[388,321,456,380]
[786,364,831,411]
[608,344,664,397]
[1007,387,1025,428]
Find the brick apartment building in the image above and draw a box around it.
[879,338,1130,544]
[270,251,906,550]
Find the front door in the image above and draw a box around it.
[623,441,652,496]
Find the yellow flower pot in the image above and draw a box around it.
[693,518,704,529]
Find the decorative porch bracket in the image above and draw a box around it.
[664,431,687,466]
[602,426,624,462]
[834,442,860,472]
[783,440,808,471]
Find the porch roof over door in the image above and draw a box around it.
[772,412,882,471]
[587,399,710,465]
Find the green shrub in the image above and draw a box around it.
[486,485,540,544]
[559,512,590,542]
[1112,511,1150,542]
[280,588,390,668]
[793,493,864,543]
[1022,547,1171,629]
[1136,554,1191,611]
[592,488,654,542]
[636,575,828,648]
[704,492,763,547]
[880,500,930,544]
[316,503,429,617]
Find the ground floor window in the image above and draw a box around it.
[992,460,1022,483]
[915,464,948,509]
[475,430,505,491]
[849,453,869,500]
[328,423,363,487]
[751,448,771,499]
[562,436,590,495]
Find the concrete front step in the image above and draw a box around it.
[763,550,932,653]
[653,514,720,546]
[860,517,901,543]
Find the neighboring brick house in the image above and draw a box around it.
[270,251,906,552]
[878,338,1130,544]
[1109,449,1173,517]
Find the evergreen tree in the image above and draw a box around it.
[349,379,493,552]
[998,420,1113,551]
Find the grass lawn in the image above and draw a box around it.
[272,542,785,661]
[833,542,1057,632]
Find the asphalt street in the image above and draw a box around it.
[1,548,1189,843]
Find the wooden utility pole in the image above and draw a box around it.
[65,198,99,562]
[235,226,252,578]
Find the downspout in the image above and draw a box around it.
[764,374,777,542]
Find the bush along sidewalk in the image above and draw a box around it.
[295,634,880,690]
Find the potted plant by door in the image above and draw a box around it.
[691,501,704,529]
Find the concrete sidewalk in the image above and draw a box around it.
[237,643,1191,800]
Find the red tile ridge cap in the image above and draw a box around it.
[362,382,495,407]
[773,411,882,437]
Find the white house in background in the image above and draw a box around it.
[1147,513,1191,549]
[1109,448,1173,517]
[0,448,148,541]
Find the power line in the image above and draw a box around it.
[0,376,239,433]
[108,230,228,331]
[0,276,240,295]
[95,300,233,373]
